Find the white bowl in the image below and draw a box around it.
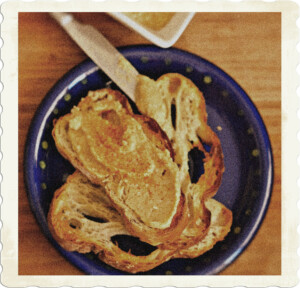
[108,12,195,48]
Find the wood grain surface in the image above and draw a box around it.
[18,12,281,275]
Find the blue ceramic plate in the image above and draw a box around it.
[24,45,273,275]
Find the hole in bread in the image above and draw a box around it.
[83,214,108,223]
[100,109,121,126]
[197,136,211,153]
[69,219,82,229]
[171,101,176,129]
[101,93,109,100]
[188,147,205,183]
[111,235,157,256]
[90,183,102,189]
[203,143,211,153]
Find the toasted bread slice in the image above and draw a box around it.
[48,171,175,273]
[48,172,232,273]
[135,73,225,247]
[52,89,188,246]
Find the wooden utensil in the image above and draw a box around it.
[50,12,139,101]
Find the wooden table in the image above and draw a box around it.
[19,12,281,275]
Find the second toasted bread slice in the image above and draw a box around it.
[48,171,232,273]
[52,89,188,246]
[135,74,225,248]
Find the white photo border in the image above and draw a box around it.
[1,0,298,287]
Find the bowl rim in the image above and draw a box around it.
[108,12,195,48]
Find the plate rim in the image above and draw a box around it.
[24,44,274,275]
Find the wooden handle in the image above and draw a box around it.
[50,12,139,102]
